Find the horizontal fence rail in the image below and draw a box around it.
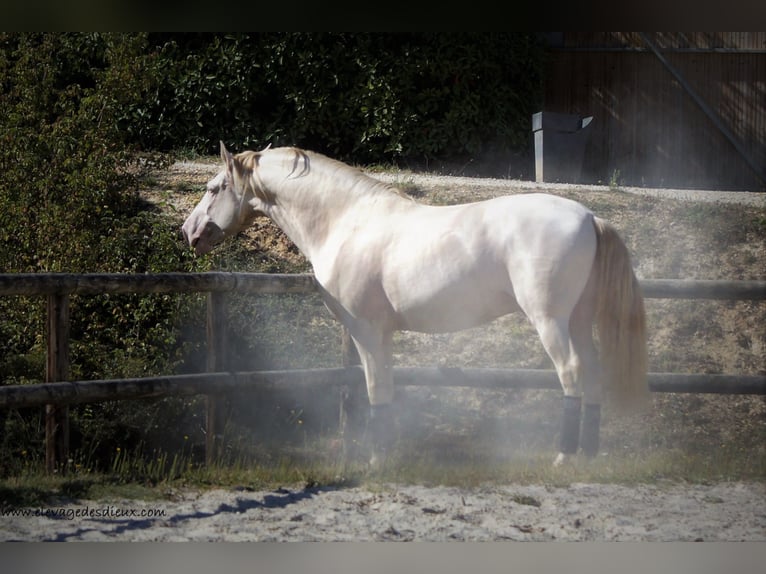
[0,368,764,410]
[0,272,317,296]
[0,272,764,471]
[0,273,765,299]
[640,279,766,300]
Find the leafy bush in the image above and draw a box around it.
[0,33,208,474]
[127,33,545,165]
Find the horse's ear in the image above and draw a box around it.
[220,141,231,164]
[220,141,236,178]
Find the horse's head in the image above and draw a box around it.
[181,142,264,256]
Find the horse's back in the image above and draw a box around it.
[493,193,594,240]
[371,192,596,332]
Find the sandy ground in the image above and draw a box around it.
[2,481,764,542]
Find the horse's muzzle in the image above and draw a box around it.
[181,220,224,256]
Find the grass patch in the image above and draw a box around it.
[388,175,425,199]
[2,441,761,508]
[372,446,764,489]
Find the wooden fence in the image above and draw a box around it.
[0,272,764,472]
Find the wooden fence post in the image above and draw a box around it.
[205,291,228,465]
[45,293,70,474]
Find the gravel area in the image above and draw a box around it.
[168,160,766,206]
[3,481,764,542]
[371,171,766,207]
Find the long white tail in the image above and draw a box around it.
[592,217,649,412]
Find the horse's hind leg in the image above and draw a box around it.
[531,315,583,466]
[569,295,602,459]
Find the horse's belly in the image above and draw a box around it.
[393,283,519,333]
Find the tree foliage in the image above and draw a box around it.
[0,33,207,474]
[129,33,545,163]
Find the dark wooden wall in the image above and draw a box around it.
[542,32,766,191]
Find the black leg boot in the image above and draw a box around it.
[367,404,395,468]
[558,395,582,457]
[581,403,601,458]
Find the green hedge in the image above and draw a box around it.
[0,33,204,372]
[128,33,545,163]
[0,33,210,474]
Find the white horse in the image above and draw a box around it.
[182,143,648,466]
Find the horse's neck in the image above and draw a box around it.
[257,159,409,263]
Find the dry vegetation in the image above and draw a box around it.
[145,159,766,482]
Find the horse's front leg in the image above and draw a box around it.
[349,327,396,469]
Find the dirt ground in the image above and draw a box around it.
[3,481,764,541]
